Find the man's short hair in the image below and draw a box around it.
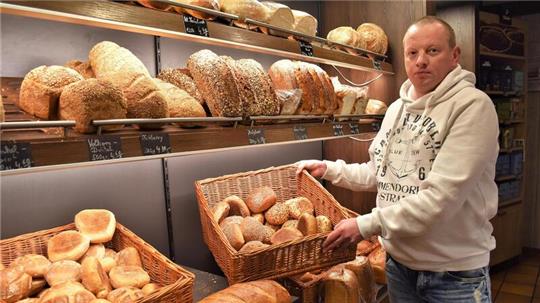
[409,16,456,48]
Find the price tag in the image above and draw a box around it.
[0,142,32,170]
[299,40,314,57]
[87,136,123,161]
[372,59,382,71]
[183,15,209,37]
[333,124,344,136]
[140,133,171,156]
[349,123,360,135]
[372,121,381,132]
[293,125,308,140]
[248,128,266,145]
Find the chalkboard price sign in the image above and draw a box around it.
[349,123,360,135]
[87,136,123,161]
[248,128,266,145]
[0,142,32,170]
[140,133,172,155]
[299,40,314,57]
[183,15,209,37]
[372,59,382,71]
[333,124,344,136]
[293,125,308,140]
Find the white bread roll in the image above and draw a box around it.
[109,266,150,289]
[212,201,230,224]
[261,1,294,36]
[9,254,51,278]
[45,260,82,286]
[0,266,32,303]
[80,244,106,263]
[39,281,96,303]
[106,287,143,303]
[291,10,317,36]
[75,209,116,244]
[81,257,112,299]
[141,283,161,296]
[114,247,142,268]
[47,231,90,262]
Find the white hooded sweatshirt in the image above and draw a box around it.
[323,65,499,271]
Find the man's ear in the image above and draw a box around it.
[452,46,461,66]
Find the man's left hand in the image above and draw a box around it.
[322,218,363,252]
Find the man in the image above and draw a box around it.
[297,16,498,302]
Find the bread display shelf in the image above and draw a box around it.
[0,1,394,74]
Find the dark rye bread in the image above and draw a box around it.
[187,50,243,117]
[157,68,204,104]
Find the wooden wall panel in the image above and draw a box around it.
[525,91,540,248]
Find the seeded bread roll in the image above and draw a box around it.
[212,201,230,224]
[81,257,112,299]
[239,241,269,253]
[169,0,220,20]
[0,266,32,303]
[153,78,206,120]
[10,254,51,278]
[264,203,289,225]
[246,186,277,213]
[298,212,317,236]
[187,50,243,117]
[75,209,116,244]
[19,65,84,120]
[261,225,275,244]
[219,216,244,228]
[157,68,204,104]
[48,231,90,262]
[282,219,298,230]
[115,247,142,268]
[64,60,95,79]
[285,197,314,219]
[109,266,150,289]
[270,227,303,245]
[240,217,268,242]
[45,260,82,286]
[221,222,245,251]
[106,287,144,303]
[316,215,333,233]
[222,195,250,217]
[39,281,96,303]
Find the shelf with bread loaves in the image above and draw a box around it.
[0,1,392,170]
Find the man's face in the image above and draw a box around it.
[403,23,460,97]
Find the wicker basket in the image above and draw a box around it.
[0,223,194,303]
[195,164,357,284]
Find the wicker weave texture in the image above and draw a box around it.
[0,223,194,303]
[195,164,356,284]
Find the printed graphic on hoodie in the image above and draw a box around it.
[374,112,442,206]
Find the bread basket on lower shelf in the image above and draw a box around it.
[0,222,194,303]
[195,164,357,284]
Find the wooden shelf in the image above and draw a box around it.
[495,174,521,182]
[499,197,522,209]
[500,119,525,125]
[0,1,393,74]
[480,51,526,61]
[500,147,524,154]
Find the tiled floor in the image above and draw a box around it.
[492,249,540,303]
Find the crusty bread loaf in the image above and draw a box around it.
[81,257,111,299]
[291,10,317,36]
[19,65,84,120]
[109,266,150,289]
[238,240,269,253]
[75,209,116,244]
[187,50,243,117]
[368,246,386,284]
[284,197,314,219]
[261,1,294,37]
[221,221,245,251]
[240,217,267,243]
[344,256,376,303]
[222,195,250,217]
[10,254,51,278]
[106,287,144,303]
[365,99,388,115]
[199,280,290,303]
[65,60,95,79]
[270,227,303,244]
[294,62,316,114]
[169,0,220,20]
[327,26,366,54]
[48,231,90,262]
[313,65,338,114]
[268,59,298,91]
[114,247,142,268]
[304,63,326,114]
[39,281,96,303]
[247,280,291,303]
[316,215,333,233]
[157,68,204,104]
[297,212,317,236]
[59,79,127,134]
[0,266,32,303]
[45,260,82,286]
[264,203,289,225]
[141,283,161,296]
[246,186,277,213]
[212,201,230,224]
[89,41,150,77]
[220,0,268,28]
[357,23,388,55]
[153,78,206,120]
[323,266,360,303]
[137,0,173,11]
[335,85,357,116]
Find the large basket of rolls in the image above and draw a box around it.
[0,209,194,303]
[194,164,357,284]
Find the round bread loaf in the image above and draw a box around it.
[45,260,82,286]
[282,219,299,230]
[107,287,144,303]
[212,201,230,224]
[157,68,204,104]
[19,65,84,120]
[64,60,95,79]
[10,254,51,278]
[240,217,268,242]
[109,266,150,289]
[81,257,112,299]
[268,59,298,91]
[153,78,206,121]
[48,230,90,262]
[238,241,269,253]
[356,23,388,55]
[39,281,96,303]
[297,213,317,236]
[270,227,303,245]
[141,283,161,296]
[0,266,32,303]
[170,0,221,20]
[285,197,314,219]
[247,280,291,303]
[75,209,116,244]
[219,216,244,228]
[327,26,366,54]
[115,247,142,268]
[59,78,128,133]
[251,213,265,224]
[264,203,289,225]
[246,186,277,213]
[223,195,251,217]
[221,221,245,251]
[316,215,333,233]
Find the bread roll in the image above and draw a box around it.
[252,213,265,224]
[114,247,142,268]
[14,298,39,303]
[344,256,376,303]
[365,99,387,115]
[284,197,314,219]
[222,195,251,217]
[65,60,95,79]
[19,65,83,120]
[327,26,366,54]
[187,50,243,117]
[29,278,47,296]
[368,246,386,284]
[109,266,150,289]
[99,258,116,275]
[45,260,81,286]
[169,0,220,20]
[356,23,388,55]
[59,79,128,133]
[282,219,298,230]
[219,216,244,228]
[247,280,291,303]
[264,203,289,225]
[75,209,116,244]
[261,225,276,244]
[221,221,245,251]
[81,257,111,299]
[0,266,32,303]
[48,231,90,262]
[238,241,269,253]
[0,101,4,122]
[10,254,51,278]
[316,215,333,233]
[39,281,96,303]
[240,217,267,243]
[199,280,290,303]
[153,78,206,119]
[270,227,303,245]
[89,299,112,303]
[356,240,379,256]
[261,2,294,37]
[265,222,280,231]
[291,10,317,36]
[157,68,204,104]
[106,287,144,303]
[80,244,106,263]
[141,283,160,296]
[323,266,359,303]
[212,201,230,224]
[220,0,268,27]
[246,186,277,213]
[297,213,317,236]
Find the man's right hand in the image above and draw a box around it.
[295,160,327,178]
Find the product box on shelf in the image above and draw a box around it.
[194,164,356,284]
[509,180,522,200]
[510,151,523,176]
[496,154,511,176]
[498,182,512,201]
